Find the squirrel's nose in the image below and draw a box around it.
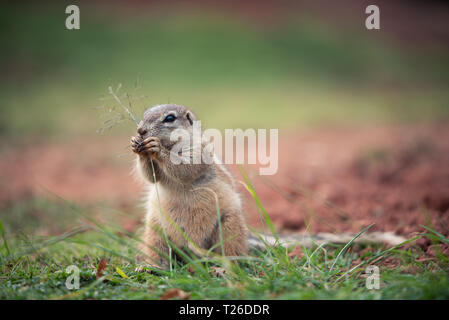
[137,127,147,137]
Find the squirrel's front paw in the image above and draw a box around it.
[131,136,144,154]
[131,136,161,158]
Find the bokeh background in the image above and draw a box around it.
[1,0,449,255]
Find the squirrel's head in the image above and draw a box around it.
[137,104,197,146]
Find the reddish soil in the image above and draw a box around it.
[242,125,449,251]
[1,125,448,254]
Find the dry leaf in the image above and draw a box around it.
[96,258,107,279]
[160,288,190,300]
[116,266,129,279]
[187,266,195,275]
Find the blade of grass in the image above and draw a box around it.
[239,165,278,241]
[421,225,449,245]
[329,223,375,273]
[2,227,87,263]
[0,218,11,255]
[116,266,129,279]
[333,235,420,283]
[149,158,173,273]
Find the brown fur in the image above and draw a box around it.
[131,104,248,268]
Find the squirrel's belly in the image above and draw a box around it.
[144,184,216,222]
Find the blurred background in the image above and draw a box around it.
[1,1,448,253]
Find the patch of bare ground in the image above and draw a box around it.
[240,124,449,255]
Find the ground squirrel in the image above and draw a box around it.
[131,104,248,269]
[130,104,407,270]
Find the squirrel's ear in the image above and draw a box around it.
[185,110,196,125]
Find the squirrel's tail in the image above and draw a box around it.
[248,231,407,251]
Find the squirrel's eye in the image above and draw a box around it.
[163,114,176,123]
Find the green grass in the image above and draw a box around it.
[1,218,448,300]
[0,182,448,300]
